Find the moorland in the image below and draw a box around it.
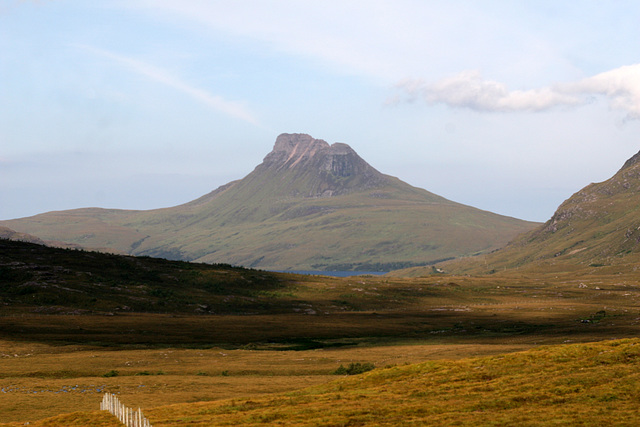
[2,239,640,425]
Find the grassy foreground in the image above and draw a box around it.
[3,265,640,424]
[3,338,640,426]
[0,337,530,424]
[4,239,640,424]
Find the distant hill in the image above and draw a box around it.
[0,133,537,271]
[0,226,88,250]
[409,148,640,275]
[0,226,46,245]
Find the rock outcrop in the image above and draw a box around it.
[257,133,387,197]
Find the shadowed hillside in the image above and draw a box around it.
[0,238,291,315]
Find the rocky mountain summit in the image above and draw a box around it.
[251,133,387,198]
[0,133,537,271]
[266,133,384,186]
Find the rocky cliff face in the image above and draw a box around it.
[264,133,330,169]
[255,133,387,197]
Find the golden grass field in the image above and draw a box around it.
[3,338,640,426]
[2,267,640,425]
[0,339,531,425]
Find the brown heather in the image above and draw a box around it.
[3,339,640,426]
[3,238,640,424]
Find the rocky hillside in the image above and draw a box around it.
[418,148,640,275]
[0,133,537,271]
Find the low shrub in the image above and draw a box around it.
[333,362,375,375]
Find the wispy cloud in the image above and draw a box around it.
[77,45,259,125]
[394,64,640,120]
[125,0,515,84]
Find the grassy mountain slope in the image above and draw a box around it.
[401,148,640,276]
[1,134,537,271]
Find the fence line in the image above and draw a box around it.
[100,393,152,427]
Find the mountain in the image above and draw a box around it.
[0,226,46,245]
[417,148,640,275]
[0,133,537,271]
[0,225,88,250]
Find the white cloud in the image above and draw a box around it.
[77,45,259,125]
[564,64,640,119]
[394,65,640,119]
[395,71,583,112]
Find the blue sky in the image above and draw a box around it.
[2,1,640,222]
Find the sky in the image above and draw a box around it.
[2,1,640,222]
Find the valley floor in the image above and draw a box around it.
[3,338,640,426]
[0,339,531,425]
[2,269,640,425]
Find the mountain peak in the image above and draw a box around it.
[256,133,386,196]
[272,133,328,153]
[266,133,331,169]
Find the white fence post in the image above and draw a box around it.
[100,393,152,427]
